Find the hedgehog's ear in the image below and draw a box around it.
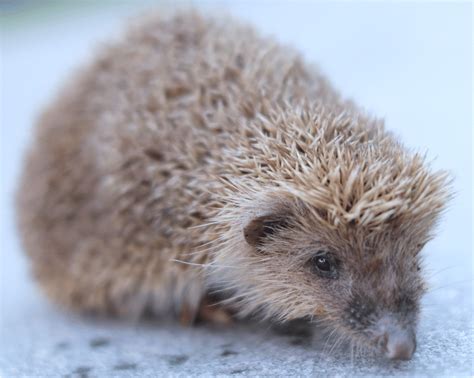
[243,214,289,248]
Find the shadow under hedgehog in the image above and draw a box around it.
[16,10,451,361]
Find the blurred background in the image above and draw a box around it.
[1,1,472,376]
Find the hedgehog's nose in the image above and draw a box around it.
[376,316,416,360]
[383,327,416,360]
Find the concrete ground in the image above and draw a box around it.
[1,2,472,377]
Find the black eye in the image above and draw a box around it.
[309,252,338,279]
[315,256,331,271]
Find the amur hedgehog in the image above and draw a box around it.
[16,11,450,360]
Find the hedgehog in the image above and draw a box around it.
[16,11,451,360]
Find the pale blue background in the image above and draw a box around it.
[1,1,472,376]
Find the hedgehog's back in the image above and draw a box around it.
[14,11,339,316]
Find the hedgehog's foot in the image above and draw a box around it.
[179,302,196,326]
[179,297,233,326]
[197,296,234,325]
[197,300,234,325]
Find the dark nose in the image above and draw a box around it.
[377,316,416,360]
[384,328,416,360]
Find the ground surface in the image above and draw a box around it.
[1,2,472,377]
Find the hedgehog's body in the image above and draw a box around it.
[17,12,449,360]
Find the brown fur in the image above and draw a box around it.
[16,11,450,355]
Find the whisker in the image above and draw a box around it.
[426,278,473,292]
[170,259,207,267]
[425,264,461,278]
[323,328,340,355]
[169,258,238,269]
[187,221,220,229]
[329,332,346,355]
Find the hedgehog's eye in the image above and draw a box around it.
[315,256,331,271]
[309,252,338,279]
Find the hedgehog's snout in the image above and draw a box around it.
[374,314,416,360]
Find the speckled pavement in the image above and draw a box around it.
[0,279,472,376]
[1,2,472,377]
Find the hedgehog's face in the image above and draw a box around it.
[239,200,429,360]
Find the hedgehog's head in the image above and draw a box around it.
[240,197,428,360]
[210,109,451,360]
